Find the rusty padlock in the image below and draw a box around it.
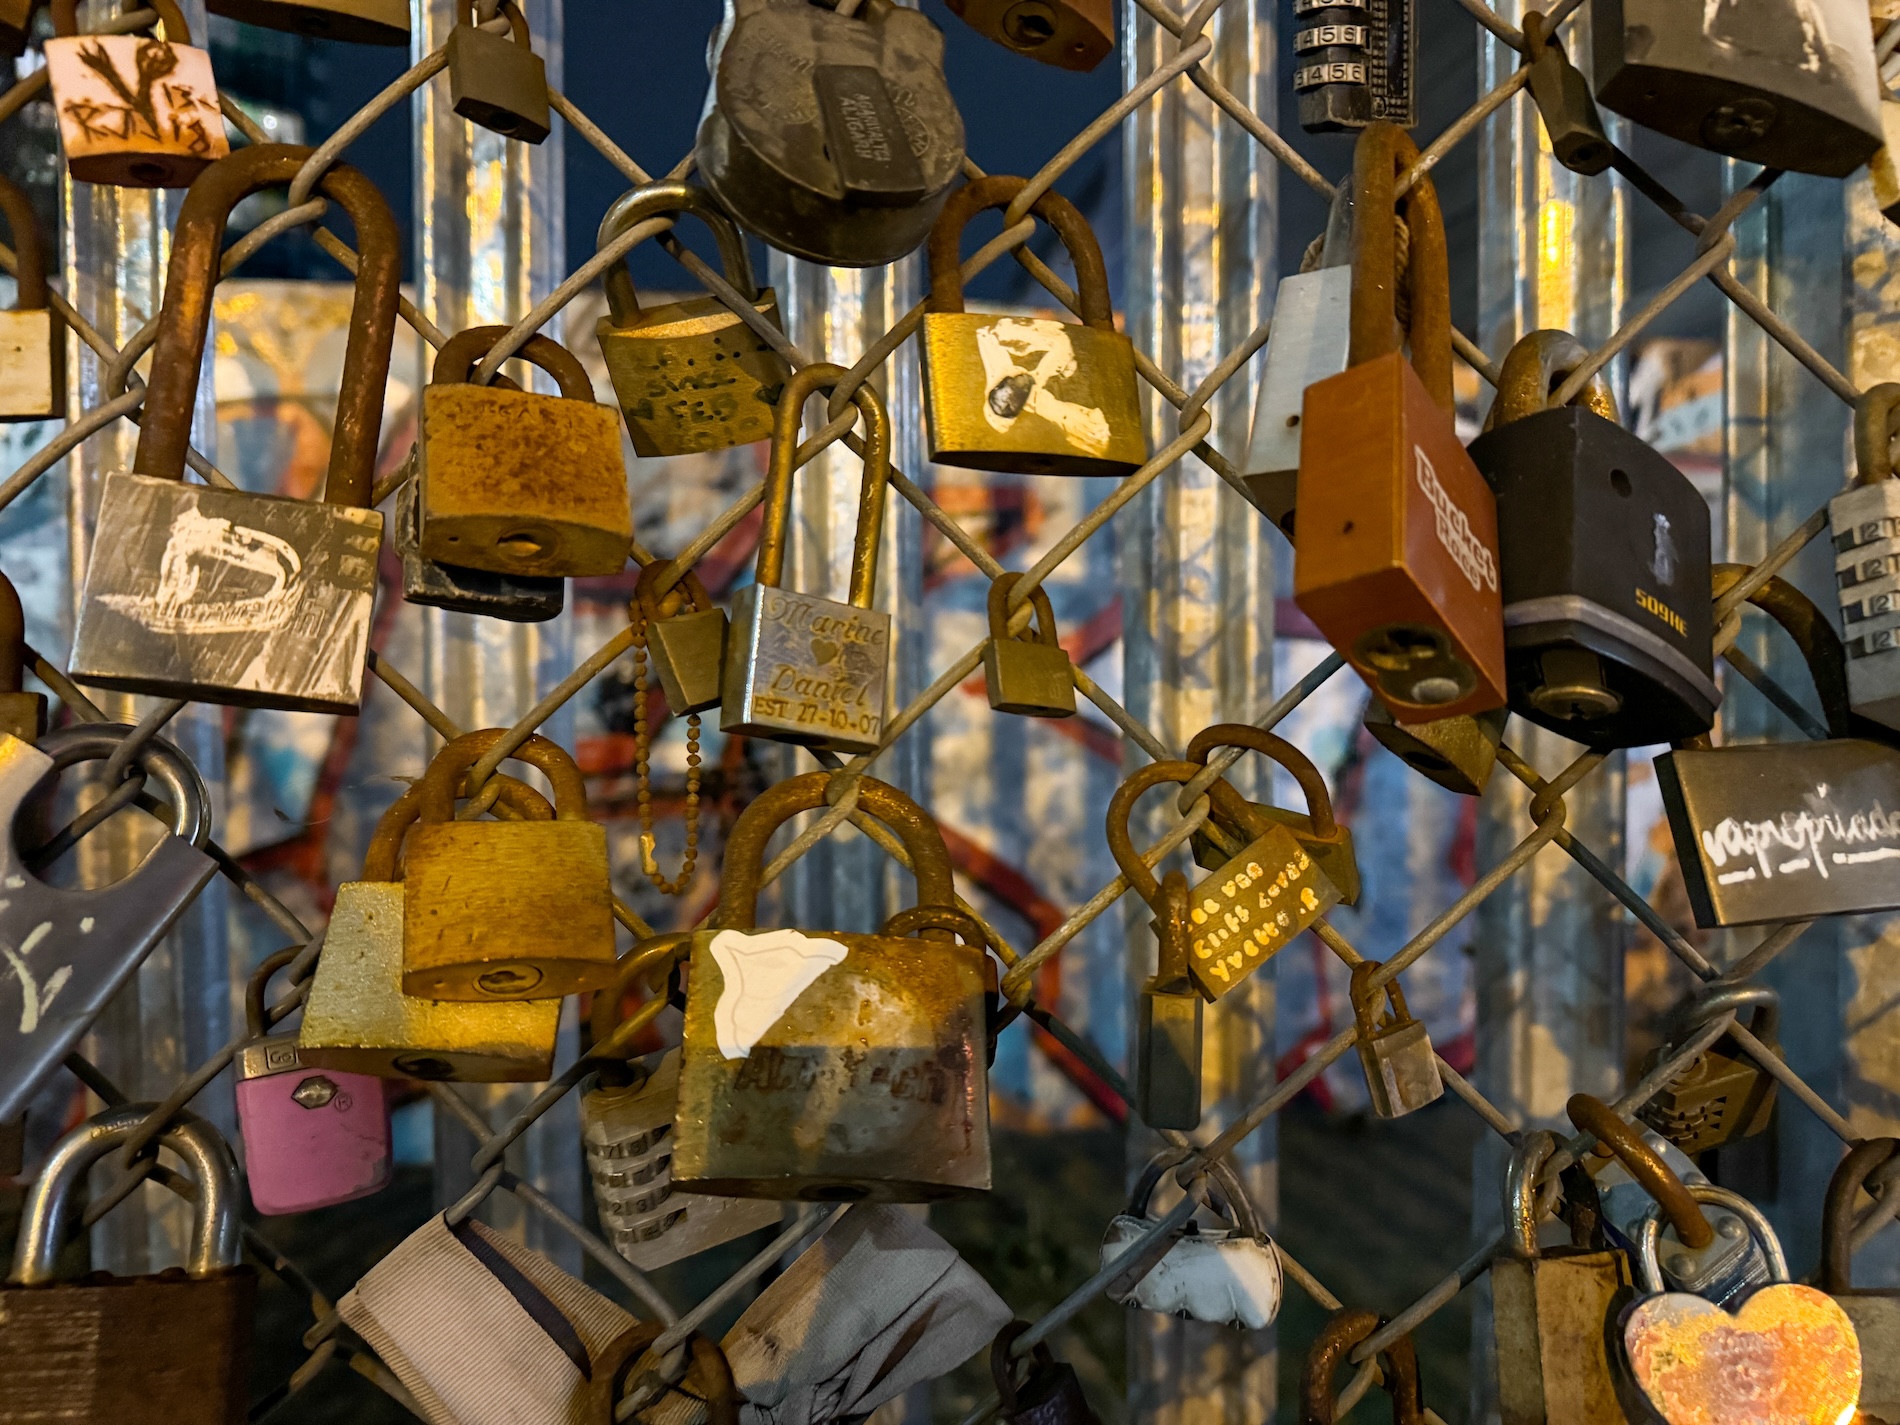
[1300,1308,1426,1425]
[0,174,63,423]
[446,0,550,143]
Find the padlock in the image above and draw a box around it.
[1351,958,1443,1118]
[297,769,561,1082]
[944,0,1111,70]
[0,1107,255,1424]
[594,180,792,458]
[1821,1137,1900,1423]
[44,0,226,188]
[0,0,32,58]
[1873,106,1900,229]
[921,175,1147,478]
[1831,385,1900,727]
[1184,723,1360,905]
[1491,1129,1636,1425]
[446,0,550,144]
[1294,124,1506,725]
[1522,11,1611,176]
[338,1211,639,1425]
[722,363,892,755]
[1300,1307,1427,1425]
[984,573,1076,718]
[993,1320,1102,1425]
[205,0,407,44]
[400,729,615,1000]
[1656,564,1900,928]
[1467,330,1716,749]
[1592,0,1882,177]
[1100,1152,1283,1329]
[0,724,216,1123]
[0,571,45,744]
[1622,1181,1862,1425]
[1637,983,1779,1159]
[1135,868,1202,1131]
[70,144,397,713]
[234,947,391,1216]
[1293,0,1416,131]
[397,468,566,622]
[696,0,966,267]
[0,175,63,423]
[673,770,991,1200]
[587,1325,741,1425]
[1363,702,1507,797]
[418,324,630,579]
[636,559,726,718]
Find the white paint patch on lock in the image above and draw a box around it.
[98,504,305,635]
[974,318,1113,454]
[1100,1218,1283,1330]
[709,928,850,1060]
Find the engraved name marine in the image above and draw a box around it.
[745,588,889,740]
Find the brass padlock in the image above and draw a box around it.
[1638,984,1779,1158]
[722,363,892,754]
[45,0,227,188]
[984,572,1076,718]
[922,175,1147,478]
[992,1320,1102,1424]
[0,0,31,57]
[1363,702,1507,796]
[447,0,550,143]
[400,729,615,1000]
[70,145,397,713]
[1294,123,1506,724]
[1831,385,1900,728]
[1351,959,1442,1117]
[635,559,726,718]
[673,770,991,1200]
[0,572,44,746]
[1873,103,1900,230]
[396,467,566,622]
[943,0,1112,71]
[595,180,791,458]
[297,771,561,1082]
[206,0,408,44]
[1301,1308,1427,1425]
[418,324,629,579]
[1821,1137,1900,1423]
[1134,869,1202,1131]
[1522,12,1611,176]
[0,175,63,423]
[1185,723,1359,905]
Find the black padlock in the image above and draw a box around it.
[1466,329,1715,750]
[1293,0,1415,133]
[993,1321,1102,1425]
[447,0,551,145]
[1523,11,1611,176]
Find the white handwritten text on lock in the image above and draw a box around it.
[1698,785,1900,885]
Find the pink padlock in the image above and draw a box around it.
[235,947,391,1215]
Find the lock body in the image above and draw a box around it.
[1191,804,1359,906]
[1136,984,1202,1131]
[722,583,890,754]
[921,312,1147,477]
[984,638,1076,718]
[1295,352,1507,723]
[235,1039,391,1216]
[297,880,559,1082]
[418,382,629,579]
[1491,1250,1635,1425]
[205,0,408,44]
[1469,407,1716,749]
[944,0,1112,71]
[1830,478,1900,728]
[597,291,790,457]
[401,820,616,1000]
[0,309,63,422]
[1591,0,1881,176]
[1527,42,1611,175]
[1293,0,1416,131]
[650,607,728,715]
[1174,824,1339,999]
[1363,703,1506,796]
[1356,1015,1442,1118]
[71,473,383,713]
[44,35,228,188]
[396,476,565,623]
[1099,1217,1282,1329]
[1243,265,1351,536]
[446,21,550,143]
[0,0,29,56]
[0,694,44,750]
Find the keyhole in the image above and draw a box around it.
[498,532,548,560]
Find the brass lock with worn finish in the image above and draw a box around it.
[673,770,991,1200]
[0,572,44,745]
[922,175,1147,478]
[418,324,629,580]
[1351,959,1442,1118]
[1134,868,1202,1131]
[1364,701,1508,796]
[396,463,565,623]
[723,363,891,754]
[945,0,1111,70]
[992,1320,1102,1424]
[1821,1137,1900,1423]
[1294,123,1506,724]
[1637,984,1779,1159]
[1301,1308,1427,1425]
[206,0,407,44]
[447,0,550,143]
[70,145,397,713]
[1522,12,1610,175]
[635,559,726,718]
[0,174,62,422]
[985,572,1076,718]
[1185,723,1359,905]
[595,180,791,458]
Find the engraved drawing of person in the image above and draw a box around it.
[974,316,1113,456]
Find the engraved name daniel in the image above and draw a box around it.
[748,589,887,738]
[1697,785,1900,885]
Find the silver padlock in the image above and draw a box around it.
[1350,959,1443,1118]
[1099,1153,1282,1329]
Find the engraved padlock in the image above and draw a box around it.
[0,570,45,745]
[1293,0,1416,132]
[993,1320,1102,1424]
[1351,958,1443,1118]
[0,174,63,422]
[397,460,565,623]
[984,572,1076,718]
[446,0,550,143]
[1821,1137,1900,1423]
[1185,723,1360,905]
[944,0,1112,70]
[206,0,408,44]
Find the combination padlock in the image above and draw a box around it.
[0,174,63,422]
[446,0,550,143]
[1637,983,1779,1159]
[1821,1137,1900,1423]
[1293,0,1416,132]
[1351,959,1443,1118]
[993,1320,1102,1424]
[984,573,1076,718]
[1831,384,1900,728]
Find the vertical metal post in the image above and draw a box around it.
[1470,6,1627,1416]
[413,0,580,1263]
[1123,1,1277,1417]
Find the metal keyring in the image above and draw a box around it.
[37,723,211,848]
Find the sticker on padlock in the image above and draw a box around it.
[993,1319,1103,1424]
[1185,724,1360,905]
[1300,1306,1428,1425]
[1351,960,1442,1118]
[446,0,550,143]
[1099,1153,1283,1330]
[1637,983,1779,1159]
[984,573,1077,719]
[0,174,63,423]
[206,0,408,44]
[396,468,566,623]
[0,1107,254,1422]
[1821,1137,1900,1424]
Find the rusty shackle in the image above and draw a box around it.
[1347,123,1451,414]
[431,324,592,401]
[925,174,1115,329]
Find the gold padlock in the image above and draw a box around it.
[1351,959,1443,1118]
[0,570,44,746]
[983,572,1076,718]
[635,559,726,718]
[400,729,616,1001]
[417,324,630,579]
[921,174,1147,477]
[722,364,892,755]
[297,773,560,1082]
[673,771,991,1201]
[0,174,63,423]
[595,180,791,458]
[1185,724,1359,905]
[1363,702,1508,796]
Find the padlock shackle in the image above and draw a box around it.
[632,556,714,629]
[11,1105,238,1283]
[1348,957,1412,1032]
[1853,382,1900,487]
[925,173,1114,328]
[1666,980,1779,1046]
[754,362,889,609]
[1185,723,1339,839]
[1503,1128,1560,1260]
[0,568,25,694]
[1105,759,1267,905]
[1125,1145,1267,1242]
[597,180,761,324]
[1299,1307,1426,1425]
[53,0,191,41]
[40,722,211,846]
[1632,1182,1787,1295]
[990,1319,1063,1412]
[0,174,47,312]
[588,932,693,1050]
[459,0,530,45]
[1483,328,1619,430]
[714,770,954,930]
[136,144,400,510]
[986,572,1061,650]
[431,324,592,402]
[1565,1092,1715,1249]
[361,763,554,881]
[418,728,589,824]
[1347,123,1452,414]
[1821,1136,1900,1291]
[1704,563,1853,742]
[243,944,301,1040]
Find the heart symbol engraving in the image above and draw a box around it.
[1622,1284,1861,1425]
[809,638,840,667]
